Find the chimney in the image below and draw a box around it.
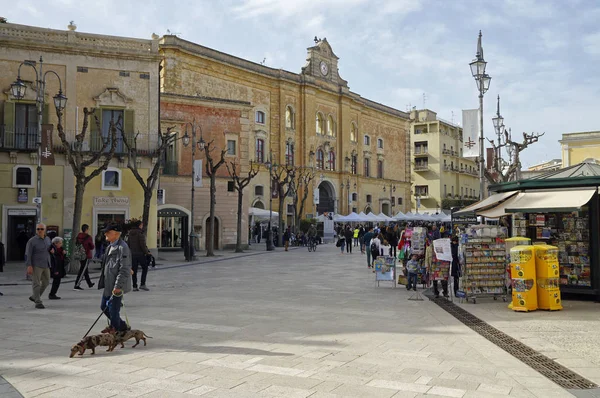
[486,148,495,170]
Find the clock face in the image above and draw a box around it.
[320,61,329,76]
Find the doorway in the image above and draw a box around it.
[205,217,219,250]
[7,213,35,261]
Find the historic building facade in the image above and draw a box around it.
[560,131,600,167]
[158,36,410,240]
[0,22,160,260]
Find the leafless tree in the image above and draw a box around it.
[203,140,227,257]
[226,160,260,252]
[271,165,296,246]
[122,127,177,236]
[293,167,316,228]
[56,107,117,260]
[485,129,545,183]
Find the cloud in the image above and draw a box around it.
[583,32,600,56]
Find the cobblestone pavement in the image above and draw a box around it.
[0,244,577,397]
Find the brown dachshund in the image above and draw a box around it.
[70,334,117,357]
[114,329,152,348]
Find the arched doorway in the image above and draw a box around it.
[381,203,390,216]
[364,206,372,214]
[253,200,265,209]
[317,181,335,214]
[157,206,190,250]
[205,217,219,250]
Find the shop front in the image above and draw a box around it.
[459,161,600,299]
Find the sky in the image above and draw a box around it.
[4,0,599,168]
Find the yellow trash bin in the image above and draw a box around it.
[510,245,538,312]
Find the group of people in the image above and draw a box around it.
[25,220,151,334]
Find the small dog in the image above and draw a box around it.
[70,334,117,357]
[114,329,152,348]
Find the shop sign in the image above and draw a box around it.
[452,212,477,225]
[17,188,28,203]
[8,209,36,216]
[93,196,130,206]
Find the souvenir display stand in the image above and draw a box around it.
[510,245,538,312]
[375,256,396,288]
[463,226,508,304]
[534,245,563,311]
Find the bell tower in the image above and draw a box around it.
[301,37,347,87]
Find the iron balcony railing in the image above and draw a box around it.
[0,126,39,151]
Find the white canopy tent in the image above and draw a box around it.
[377,212,394,222]
[249,207,279,221]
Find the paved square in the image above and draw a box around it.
[0,244,576,397]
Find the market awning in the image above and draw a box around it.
[453,191,518,215]
[477,193,523,218]
[504,188,597,213]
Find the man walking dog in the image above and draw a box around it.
[99,224,132,333]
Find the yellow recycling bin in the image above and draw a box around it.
[534,245,563,311]
[510,245,538,312]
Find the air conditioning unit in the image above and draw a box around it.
[71,141,90,151]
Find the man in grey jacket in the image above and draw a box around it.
[99,224,132,333]
[26,223,51,309]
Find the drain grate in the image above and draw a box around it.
[433,298,598,390]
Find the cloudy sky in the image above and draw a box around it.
[5,0,598,167]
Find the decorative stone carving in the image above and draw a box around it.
[93,87,132,108]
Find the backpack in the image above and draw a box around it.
[370,241,378,253]
[72,239,87,261]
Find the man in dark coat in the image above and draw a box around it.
[450,235,461,296]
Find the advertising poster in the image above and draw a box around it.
[433,238,452,262]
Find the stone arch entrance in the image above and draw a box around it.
[317,180,336,214]
[364,205,372,214]
[252,199,265,209]
[381,203,390,216]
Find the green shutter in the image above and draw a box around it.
[123,109,134,149]
[90,108,102,152]
[41,103,49,124]
[3,102,15,148]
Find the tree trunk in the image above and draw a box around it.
[207,174,216,256]
[69,177,86,274]
[278,195,285,247]
[235,189,244,253]
[141,188,152,236]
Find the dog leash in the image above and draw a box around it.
[83,296,112,339]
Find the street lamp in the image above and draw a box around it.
[265,152,276,251]
[182,120,205,261]
[492,95,505,175]
[11,57,67,224]
[469,31,491,200]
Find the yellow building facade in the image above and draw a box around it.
[159,36,411,234]
[0,22,160,260]
[560,131,600,167]
[409,109,479,213]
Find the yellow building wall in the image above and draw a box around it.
[563,144,600,167]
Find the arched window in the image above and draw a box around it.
[377,138,384,149]
[255,138,264,163]
[255,110,265,124]
[350,123,358,142]
[285,106,295,130]
[316,113,325,135]
[327,115,335,136]
[316,149,324,169]
[328,151,335,171]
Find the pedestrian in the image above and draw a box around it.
[353,226,360,247]
[74,224,95,290]
[48,236,67,300]
[99,224,132,334]
[94,230,105,259]
[345,226,353,254]
[450,235,461,296]
[128,220,151,291]
[363,227,375,267]
[25,223,51,309]
[370,233,381,264]
[358,225,365,253]
[431,225,441,241]
[283,227,291,251]
[337,230,346,254]
[406,254,419,291]
[390,225,399,258]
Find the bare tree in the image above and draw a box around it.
[293,167,316,228]
[226,159,259,253]
[203,140,227,257]
[271,165,296,246]
[56,107,117,257]
[485,129,545,184]
[122,127,176,235]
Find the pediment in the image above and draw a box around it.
[94,87,132,108]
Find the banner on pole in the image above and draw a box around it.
[462,109,479,158]
[313,188,320,205]
[193,160,203,187]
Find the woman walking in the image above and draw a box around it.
[337,229,346,254]
[344,226,354,254]
[48,237,66,300]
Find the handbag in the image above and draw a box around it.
[336,239,342,248]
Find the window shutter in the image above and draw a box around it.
[90,108,102,151]
[3,102,15,147]
[41,103,49,124]
[123,109,135,149]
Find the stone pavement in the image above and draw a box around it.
[0,243,579,398]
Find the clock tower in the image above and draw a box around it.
[301,37,348,88]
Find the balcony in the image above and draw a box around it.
[0,126,39,151]
[52,130,160,156]
[414,164,429,172]
[442,149,451,155]
[162,161,178,176]
[414,147,429,157]
[443,165,460,173]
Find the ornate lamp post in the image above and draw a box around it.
[182,121,205,261]
[264,153,276,251]
[469,31,491,200]
[491,95,505,175]
[11,57,67,224]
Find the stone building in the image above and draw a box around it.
[157,36,411,247]
[0,22,160,260]
[560,131,600,167]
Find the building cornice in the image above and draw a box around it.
[161,92,252,109]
